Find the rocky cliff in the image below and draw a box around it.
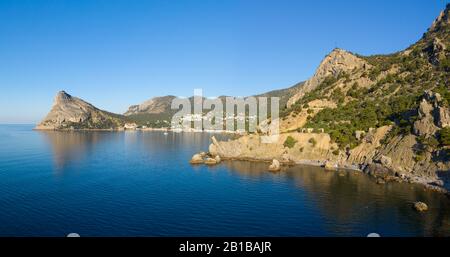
[35,91,127,130]
[204,5,450,191]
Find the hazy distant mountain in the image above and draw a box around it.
[122,82,304,126]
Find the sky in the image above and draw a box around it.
[0,0,446,123]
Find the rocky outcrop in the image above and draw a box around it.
[35,91,126,130]
[413,91,450,137]
[347,126,392,165]
[427,4,449,35]
[209,133,339,164]
[287,49,369,108]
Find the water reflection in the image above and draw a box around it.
[38,131,229,173]
[38,131,115,172]
[221,160,450,236]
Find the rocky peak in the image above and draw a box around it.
[36,91,125,130]
[287,48,367,107]
[54,90,72,104]
[429,4,450,34]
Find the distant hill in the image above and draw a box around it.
[123,82,304,127]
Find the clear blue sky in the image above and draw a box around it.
[0,0,446,123]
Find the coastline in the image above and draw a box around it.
[215,155,449,195]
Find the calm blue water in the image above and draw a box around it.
[0,124,449,237]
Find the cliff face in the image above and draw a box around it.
[35,91,126,130]
[210,91,450,187]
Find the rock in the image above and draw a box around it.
[324,161,338,170]
[199,152,207,158]
[379,155,392,168]
[413,202,428,212]
[189,154,204,164]
[413,98,438,136]
[430,180,444,187]
[355,130,365,141]
[209,143,218,157]
[214,155,221,163]
[204,158,218,165]
[437,106,450,128]
[376,178,386,184]
[281,153,291,163]
[268,159,281,172]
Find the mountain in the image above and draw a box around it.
[205,4,450,190]
[124,95,177,116]
[35,91,128,130]
[122,82,304,127]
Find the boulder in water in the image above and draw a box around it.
[204,158,218,165]
[190,154,204,164]
[413,202,428,212]
[268,159,281,172]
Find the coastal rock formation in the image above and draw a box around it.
[35,91,126,130]
[202,5,450,192]
[209,133,339,164]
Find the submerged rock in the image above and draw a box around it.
[413,202,428,212]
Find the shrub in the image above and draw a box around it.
[332,149,340,156]
[283,136,298,149]
[308,138,317,147]
[438,127,450,146]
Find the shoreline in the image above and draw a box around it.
[211,156,449,195]
[33,127,243,134]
